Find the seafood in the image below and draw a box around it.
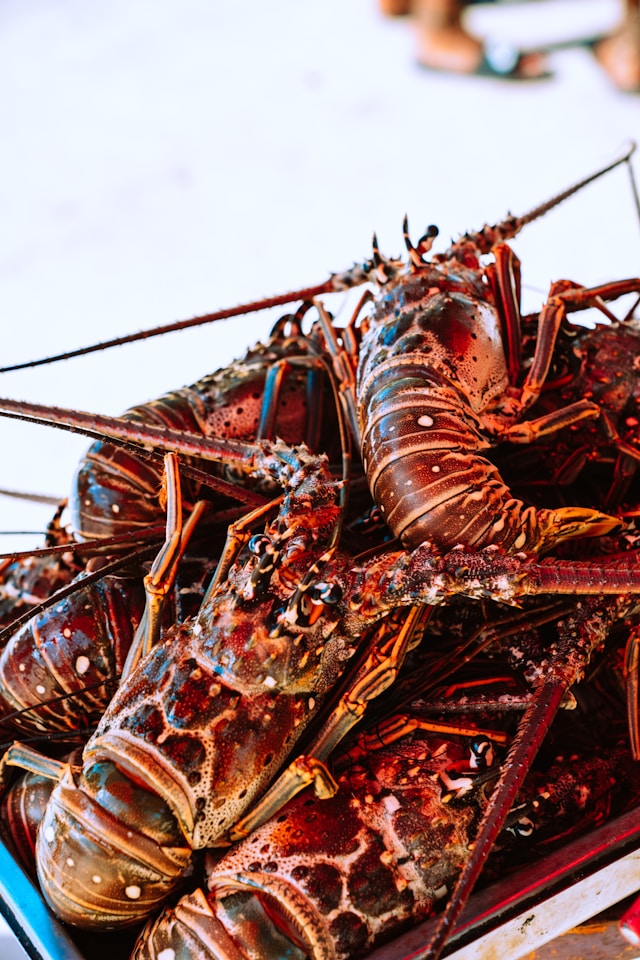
[130,617,640,960]
[0,310,350,741]
[21,437,640,932]
[0,151,637,557]
[0,148,638,956]
[0,464,225,740]
[69,308,347,542]
[354,186,640,553]
[0,568,146,736]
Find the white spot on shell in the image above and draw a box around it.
[514,531,527,550]
[418,414,434,427]
[431,465,441,473]
[263,675,276,688]
[44,826,55,843]
[383,794,401,814]
[18,664,25,672]
[125,885,141,899]
[66,857,75,867]
[112,504,120,514]
[92,875,102,884]
[157,950,176,960]
[308,697,316,711]
[63,627,72,638]
[75,656,90,676]
[36,684,46,695]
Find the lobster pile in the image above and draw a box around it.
[0,146,639,960]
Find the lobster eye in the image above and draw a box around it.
[469,737,494,770]
[248,535,271,556]
[514,816,535,838]
[308,581,342,605]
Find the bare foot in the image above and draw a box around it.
[593,15,640,92]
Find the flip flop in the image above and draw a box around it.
[417,41,552,80]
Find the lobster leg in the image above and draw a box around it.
[624,624,640,760]
[486,246,618,443]
[122,454,209,678]
[0,742,69,791]
[519,277,640,410]
[302,604,433,760]
[501,398,601,443]
[314,295,365,445]
[486,243,523,387]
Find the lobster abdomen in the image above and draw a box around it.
[0,573,146,734]
[71,332,342,540]
[358,284,619,553]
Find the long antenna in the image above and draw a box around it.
[453,141,637,255]
[1,144,636,374]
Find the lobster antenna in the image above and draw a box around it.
[0,488,62,506]
[0,282,340,374]
[0,541,163,649]
[422,677,567,960]
[627,151,640,235]
[0,401,270,510]
[0,526,166,562]
[457,141,637,254]
[515,141,637,231]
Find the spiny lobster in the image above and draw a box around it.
[3,437,639,936]
[0,301,357,747]
[0,148,638,959]
[0,300,355,732]
[0,450,228,741]
[0,149,637,557]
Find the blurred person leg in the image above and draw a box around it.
[379,0,412,14]
[593,0,640,92]
[411,0,549,78]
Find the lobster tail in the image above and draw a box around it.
[0,769,56,879]
[363,422,621,555]
[358,298,623,555]
[36,763,191,929]
[533,505,624,552]
[0,573,146,735]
